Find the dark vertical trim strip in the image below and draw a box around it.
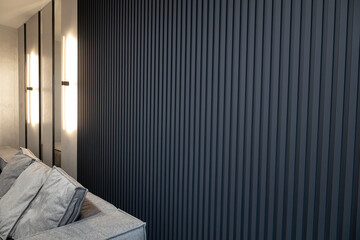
[52,0,55,166]
[24,23,27,148]
[38,11,42,160]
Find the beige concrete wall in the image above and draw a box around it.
[41,2,53,167]
[25,14,40,157]
[61,0,77,179]
[18,25,25,148]
[0,25,19,148]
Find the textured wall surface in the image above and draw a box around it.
[61,0,78,179]
[0,25,19,148]
[41,2,54,167]
[78,0,360,239]
[25,14,40,157]
[18,25,25,148]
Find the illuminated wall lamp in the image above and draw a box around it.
[26,52,39,126]
[62,35,77,133]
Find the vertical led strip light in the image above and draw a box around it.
[27,52,39,126]
[27,54,30,123]
[62,35,77,133]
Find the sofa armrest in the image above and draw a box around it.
[19,210,146,240]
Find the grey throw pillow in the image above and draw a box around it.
[10,167,88,239]
[0,147,19,170]
[0,154,34,198]
[19,147,40,161]
[0,161,50,240]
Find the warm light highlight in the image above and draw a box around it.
[62,34,77,133]
[26,52,39,126]
[26,54,30,124]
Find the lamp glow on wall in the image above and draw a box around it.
[26,52,39,126]
[62,34,77,133]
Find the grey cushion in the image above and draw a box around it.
[0,161,50,240]
[19,210,146,240]
[19,147,40,161]
[0,154,34,198]
[10,167,88,239]
[0,146,19,170]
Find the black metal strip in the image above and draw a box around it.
[24,23,27,148]
[52,0,55,166]
[38,11,42,160]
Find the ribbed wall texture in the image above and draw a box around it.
[77,0,360,239]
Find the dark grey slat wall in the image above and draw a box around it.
[77,0,360,239]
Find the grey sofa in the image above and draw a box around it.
[0,147,146,240]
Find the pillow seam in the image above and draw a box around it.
[68,189,88,223]
[54,167,82,188]
[57,191,78,227]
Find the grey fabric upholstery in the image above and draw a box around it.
[10,167,88,239]
[54,167,88,225]
[77,192,117,220]
[0,147,146,240]
[0,161,50,240]
[17,191,146,240]
[19,147,40,161]
[0,155,34,198]
[0,146,19,170]
[20,210,146,240]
